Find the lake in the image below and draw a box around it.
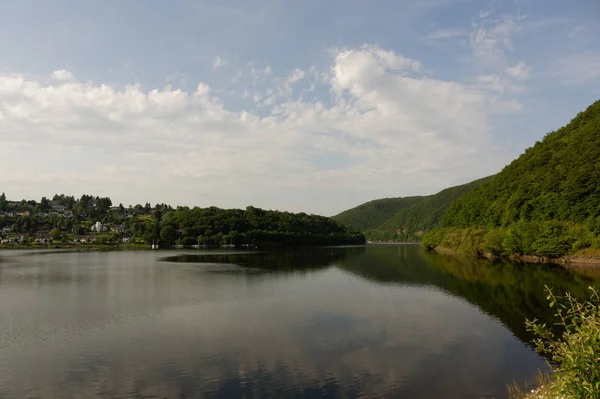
[1,245,598,398]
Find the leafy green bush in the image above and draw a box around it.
[525,286,600,398]
[482,228,506,256]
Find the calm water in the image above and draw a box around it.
[1,245,598,399]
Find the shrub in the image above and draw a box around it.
[483,228,506,256]
[531,221,573,258]
[522,286,600,398]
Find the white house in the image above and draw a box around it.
[2,226,11,233]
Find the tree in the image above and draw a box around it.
[49,229,62,241]
[160,225,176,245]
[40,197,51,212]
[0,192,6,211]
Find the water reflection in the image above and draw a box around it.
[0,246,597,398]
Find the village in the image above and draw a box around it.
[0,195,143,247]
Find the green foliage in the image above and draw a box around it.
[333,177,490,241]
[49,228,62,241]
[482,227,506,256]
[423,221,600,259]
[524,287,600,399]
[443,100,600,228]
[0,192,364,248]
[425,100,600,259]
[160,225,176,245]
[333,196,423,232]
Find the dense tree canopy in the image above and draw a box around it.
[423,99,600,258]
[333,178,489,241]
[0,194,364,248]
[442,99,600,228]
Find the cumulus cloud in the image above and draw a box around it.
[0,46,511,214]
[51,70,74,81]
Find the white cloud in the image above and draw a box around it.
[504,61,530,80]
[0,46,510,214]
[212,56,229,70]
[474,61,530,94]
[470,12,522,66]
[51,70,74,81]
[552,52,600,86]
[425,28,466,40]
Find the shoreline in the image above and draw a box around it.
[432,247,600,268]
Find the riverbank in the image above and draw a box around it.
[0,243,149,251]
[432,247,600,268]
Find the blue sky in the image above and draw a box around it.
[1,0,599,215]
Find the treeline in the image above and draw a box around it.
[149,206,365,247]
[0,193,364,247]
[423,99,600,259]
[422,219,600,259]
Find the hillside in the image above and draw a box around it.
[442,99,600,228]
[424,99,600,259]
[0,194,365,248]
[333,178,489,241]
[332,196,424,232]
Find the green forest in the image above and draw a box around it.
[333,178,489,241]
[0,194,365,248]
[422,99,600,259]
[336,99,600,260]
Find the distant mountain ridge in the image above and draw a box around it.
[333,177,491,241]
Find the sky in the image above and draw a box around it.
[0,0,599,216]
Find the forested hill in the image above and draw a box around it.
[423,99,600,259]
[441,99,600,228]
[332,196,424,232]
[332,178,490,241]
[0,194,365,248]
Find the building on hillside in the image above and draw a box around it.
[64,210,74,218]
[2,226,11,233]
[52,203,67,212]
[7,201,21,208]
